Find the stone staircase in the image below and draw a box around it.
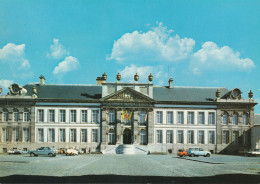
[102,144,149,155]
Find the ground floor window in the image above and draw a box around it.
[208,131,215,144]
[140,130,146,145]
[81,129,87,143]
[12,128,19,142]
[108,129,115,145]
[232,131,239,144]
[48,128,55,142]
[38,128,44,142]
[2,128,8,142]
[23,128,30,142]
[166,130,173,144]
[70,129,77,142]
[198,131,204,144]
[223,130,229,144]
[177,130,183,144]
[156,130,162,143]
[92,129,98,143]
[59,129,65,142]
[187,130,194,144]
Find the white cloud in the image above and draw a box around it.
[0,43,30,69]
[47,38,69,59]
[107,22,195,63]
[0,79,14,89]
[53,56,79,75]
[190,41,255,74]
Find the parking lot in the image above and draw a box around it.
[0,154,259,183]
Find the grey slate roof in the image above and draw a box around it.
[23,84,102,100]
[153,86,229,102]
[254,114,260,125]
[23,84,229,102]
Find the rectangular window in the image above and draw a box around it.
[92,110,99,123]
[38,110,44,122]
[187,130,194,144]
[38,129,44,142]
[59,110,66,122]
[59,129,65,142]
[223,130,229,144]
[242,114,248,125]
[187,112,194,124]
[156,130,162,143]
[156,111,163,124]
[23,128,30,142]
[166,130,173,143]
[208,112,215,125]
[222,114,228,125]
[166,112,173,124]
[2,128,8,142]
[48,128,55,142]
[70,110,77,123]
[92,129,98,143]
[177,130,184,143]
[198,130,204,144]
[24,112,29,122]
[3,111,9,122]
[140,111,146,124]
[13,128,19,142]
[233,131,239,144]
[81,110,88,123]
[81,129,87,142]
[70,129,77,142]
[243,131,249,145]
[198,112,205,124]
[49,110,55,122]
[109,112,115,123]
[14,112,19,122]
[209,131,215,144]
[177,112,184,124]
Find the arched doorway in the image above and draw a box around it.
[123,128,132,144]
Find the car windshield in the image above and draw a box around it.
[178,149,183,152]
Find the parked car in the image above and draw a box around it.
[29,147,58,157]
[65,148,79,156]
[177,149,188,157]
[187,148,211,157]
[58,148,65,154]
[247,149,260,157]
[8,150,22,155]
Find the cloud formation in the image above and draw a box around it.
[53,56,79,75]
[190,41,255,74]
[47,38,69,59]
[107,22,195,63]
[0,79,14,89]
[0,43,30,69]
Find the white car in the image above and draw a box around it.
[65,148,78,156]
[247,149,260,157]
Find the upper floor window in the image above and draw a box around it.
[222,112,229,125]
[24,109,30,122]
[187,112,194,124]
[208,112,215,125]
[49,110,55,122]
[177,112,184,124]
[92,110,99,123]
[198,112,205,124]
[38,109,44,122]
[232,112,238,125]
[13,109,19,122]
[140,111,146,124]
[70,110,76,123]
[81,110,88,123]
[166,112,173,124]
[242,113,249,125]
[156,111,163,124]
[3,109,9,122]
[59,110,66,122]
[109,112,115,123]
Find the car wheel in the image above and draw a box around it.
[190,154,195,157]
[30,152,35,157]
[48,153,53,157]
[182,154,185,157]
[206,153,210,157]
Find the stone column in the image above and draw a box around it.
[116,110,122,144]
[133,111,138,144]
[101,109,107,144]
[30,107,36,143]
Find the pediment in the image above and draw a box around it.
[101,87,154,102]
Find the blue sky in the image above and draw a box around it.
[0,0,259,113]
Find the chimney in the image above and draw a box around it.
[168,78,173,89]
[39,75,45,86]
[96,72,107,85]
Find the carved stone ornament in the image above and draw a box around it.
[134,73,139,81]
[102,72,107,80]
[33,86,37,94]
[116,72,121,81]
[109,91,145,101]
[148,73,153,82]
[216,89,220,98]
[248,90,253,99]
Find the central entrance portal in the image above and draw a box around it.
[123,128,132,144]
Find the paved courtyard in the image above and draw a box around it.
[0,154,259,183]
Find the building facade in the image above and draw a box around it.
[0,73,257,154]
